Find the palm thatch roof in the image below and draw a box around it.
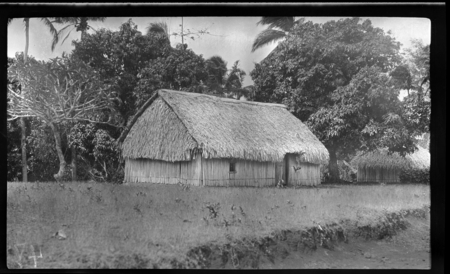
[122,89,329,164]
[350,146,430,170]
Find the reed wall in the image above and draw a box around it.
[125,154,322,187]
[202,158,276,187]
[125,156,201,185]
[357,166,401,183]
[286,154,321,186]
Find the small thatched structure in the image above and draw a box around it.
[122,89,329,187]
[350,146,430,183]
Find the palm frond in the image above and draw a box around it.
[85,17,107,22]
[22,18,29,29]
[50,17,78,24]
[257,17,295,32]
[146,22,169,38]
[206,56,228,84]
[41,18,60,51]
[251,29,286,52]
[55,24,75,45]
[206,56,228,70]
[61,29,74,45]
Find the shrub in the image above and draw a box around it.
[399,168,430,184]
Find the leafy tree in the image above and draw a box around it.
[252,17,304,52]
[25,118,60,181]
[6,119,22,181]
[388,40,430,144]
[400,40,430,136]
[205,55,228,95]
[203,57,247,98]
[69,123,123,182]
[133,44,209,107]
[72,19,171,126]
[403,39,430,96]
[251,18,421,182]
[50,17,107,180]
[224,60,247,99]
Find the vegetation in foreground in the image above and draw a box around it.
[7,182,430,268]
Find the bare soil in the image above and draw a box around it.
[190,212,430,269]
[260,224,430,269]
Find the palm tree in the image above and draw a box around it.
[225,60,247,99]
[52,17,106,46]
[251,17,304,53]
[146,21,170,40]
[205,56,228,95]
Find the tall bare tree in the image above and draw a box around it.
[49,17,107,180]
[8,54,118,181]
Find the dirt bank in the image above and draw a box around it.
[184,206,430,269]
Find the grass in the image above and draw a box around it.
[6,182,430,268]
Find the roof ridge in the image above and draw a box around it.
[158,89,287,108]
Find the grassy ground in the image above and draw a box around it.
[6,182,430,268]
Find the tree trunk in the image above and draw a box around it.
[328,147,340,183]
[20,118,27,182]
[70,20,88,181]
[49,122,67,181]
[21,18,30,182]
[24,18,29,63]
[181,17,184,45]
[71,145,77,181]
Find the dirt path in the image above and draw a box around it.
[259,217,430,269]
[260,239,430,269]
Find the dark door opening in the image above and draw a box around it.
[284,155,289,185]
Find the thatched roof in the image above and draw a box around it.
[350,146,430,170]
[122,89,329,164]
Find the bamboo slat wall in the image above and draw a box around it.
[125,157,201,185]
[125,153,322,187]
[202,158,276,187]
[286,154,321,186]
[357,166,401,183]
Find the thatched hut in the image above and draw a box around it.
[350,146,430,183]
[122,89,329,187]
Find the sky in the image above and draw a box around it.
[7,17,431,87]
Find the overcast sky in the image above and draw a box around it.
[7,17,431,87]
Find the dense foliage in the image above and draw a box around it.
[133,44,210,107]
[400,168,430,184]
[71,19,171,126]
[6,119,23,181]
[7,18,429,184]
[250,18,428,182]
[7,51,116,181]
[7,19,248,183]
